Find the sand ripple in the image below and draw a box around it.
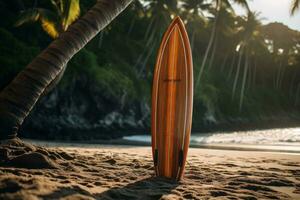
[0,140,299,199]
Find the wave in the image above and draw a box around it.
[191,128,300,145]
[123,128,300,145]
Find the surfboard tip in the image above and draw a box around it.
[172,16,184,25]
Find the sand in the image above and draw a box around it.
[0,138,300,200]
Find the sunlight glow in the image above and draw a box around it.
[233,0,300,31]
[235,44,241,52]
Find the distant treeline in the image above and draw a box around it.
[1,0,300,140]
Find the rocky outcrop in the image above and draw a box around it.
[21,77,150,140]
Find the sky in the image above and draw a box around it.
[233,0,300,31]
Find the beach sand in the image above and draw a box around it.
[0,139,300,200]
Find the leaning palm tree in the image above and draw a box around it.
[0,0,132,140]
[15,0,81,95]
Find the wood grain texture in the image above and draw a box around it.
[151,16,193,181]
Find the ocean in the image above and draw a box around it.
[123,128,300,153]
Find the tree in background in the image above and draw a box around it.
[234,12,266,110]
[1,0,300,139]
[15,0,81,95]
[0,0,133,140]
[181,0,210,51]
[195,0,249,89]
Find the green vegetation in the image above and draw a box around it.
[1,0,300,139]
[15,0,80,38]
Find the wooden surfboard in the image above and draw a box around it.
[151,16,193,181]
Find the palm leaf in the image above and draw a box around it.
[62,0,80,30]
[15,8,60,38]
[15,9,40,26]
[40,18,60,38]
[233,0,250,11]
[50,0,63,16]
[38,8,61,38]
[291,0,300,15]
[222,0,250,13]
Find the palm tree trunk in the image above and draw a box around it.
[294,83,300,106]
[144,17,155,40]
[0,0,132,139]
[190,30,196,52]
[195,26,216,89]
[278,63,285,90]
[139,41,156,77]
[289,71,297,98]
[232,45,244,99]
[195,5,219,89]
[220,52,229,72]
[41,64,67,96]
[121,29,157,110]
[135,26,157,76]
[246,58,251,90]
[227,52,236,80]
[252,57,257,87]
[207,33,218,71]
[276,62,281,89]
[239,49,249,111]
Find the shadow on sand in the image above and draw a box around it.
[95,177,179,200]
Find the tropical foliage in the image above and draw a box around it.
[1,0,300,139]
[15,0,80,38]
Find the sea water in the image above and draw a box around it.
[123,128,300,153]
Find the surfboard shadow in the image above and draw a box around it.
[96,176,179,199]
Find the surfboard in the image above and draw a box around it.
[151,16,193,181]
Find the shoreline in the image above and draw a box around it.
[25,139,300,155]
[192,118,300,133]
[21,118,300,140]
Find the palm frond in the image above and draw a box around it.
[62,0,80,30]
[41,18,59,38]
[15,8,60,38]
[291,0,300,15]
[233,0,250,11]
[15,9,40,26]
[50,0,62,16]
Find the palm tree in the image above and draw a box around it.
[231,11,266,110]
[195,0,249,89]
[118,0,179,109]
[0,0,132,140]
[136,0,178,77]
[232,42,245,100]
[15,0,81,95]
[181,0,210,51]
[206,4,237,72]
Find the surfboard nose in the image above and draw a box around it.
[172,16,184,25]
